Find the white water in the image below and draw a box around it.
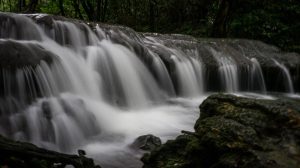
[143,36,204,97]
[85,41,163,108]
[149,51,176,96]
[209,47,239,92]
[0,13,299,168]
[0,14,204,168]
[273,59,295,93]
[250,58,267,93]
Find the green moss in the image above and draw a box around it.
[143,94,300,168]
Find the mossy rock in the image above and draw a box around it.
[142,94,300,168]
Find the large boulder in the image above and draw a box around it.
[142,94,300,168]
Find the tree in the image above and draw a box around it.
[211,0,236,37]
[58,0,65,16]
[80,0,95,21]
[26,0,38,13]
[149,0,157,31]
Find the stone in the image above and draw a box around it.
[0,40,54,69]
[78,150,86,156]
[0,135,101,168]
[142,94,300,168]
[131,134,162,151]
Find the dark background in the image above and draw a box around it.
[2,0,299,52]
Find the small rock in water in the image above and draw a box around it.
[78,149,86,156]
[64,165,75,168]
[131,134,162,151]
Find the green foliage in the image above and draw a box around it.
[229,0,300,52]
[0,0,299,52]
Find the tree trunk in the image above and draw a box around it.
[211,0,234,37]
[8,0,12,12]
[26,0,38,13]
[96,0,102,21]
[149,0,157,31]
[18,0,22,12]
[72,0,84,19]
[58,0,65,16]
[101,0,108,22]
[80,0,95,21]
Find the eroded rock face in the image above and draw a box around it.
[3,12,300,93]
[142,94,300,168]
[0,40,53,69]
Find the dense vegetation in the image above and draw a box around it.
[1,0,299,52]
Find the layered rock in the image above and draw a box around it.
[0,40,56,103]
[2,12,299,93]
[142,94,300,168]
[0,40,53,69]
[143,35,300,92]
[131,134,162,151]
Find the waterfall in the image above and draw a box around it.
[0,12,299,168]
[85,40,163,108]
[208,47,239,92]
[273,59,295,93]
[170,55,203,97]
[250,58,267,93]
[143,35,204,97]
[148,51,176,97]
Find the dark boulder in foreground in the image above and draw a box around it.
[0,135,101,168]
[142,94,300,168]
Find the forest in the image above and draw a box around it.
[0,0,299,52]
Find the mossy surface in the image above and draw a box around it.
[142,94,300,168]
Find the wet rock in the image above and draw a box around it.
[142,94,300,168]
[78,150,86,156]
[17,12,300,92]
[0,40,53,69]
[0,134,101,168]
[131,134,162,151]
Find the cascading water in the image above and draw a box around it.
[0,13,299,168]
[250,58,267,93]
[170,55,203,97]
[273,59,295,93]
[143,35,204,97]
[85,40,163,108]
[208,47,239,92]
[147,51,176,97]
